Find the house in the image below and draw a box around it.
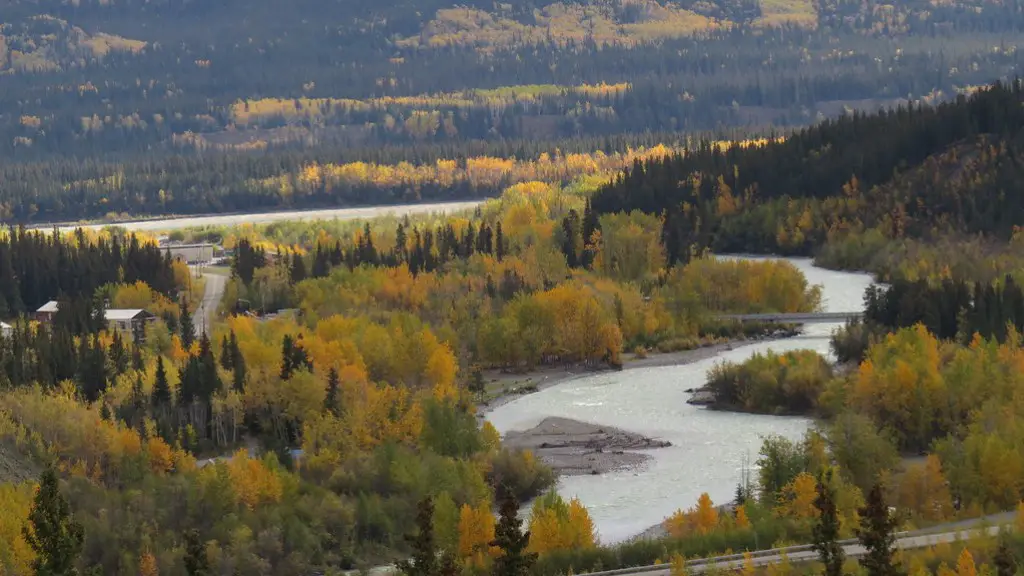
[35,301,59,323]
[104,309,156,343]
[163,243,215,264]
[0,322,11,338]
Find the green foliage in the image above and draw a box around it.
[812,469,844,576]
[706,350,832,414]
[24,466,85,576]
[420,400,483,459]
[756,435,808,503]
[183,529,210,576]
[491,487,537,576]
[856,484,904,576]
[396,497,438,576]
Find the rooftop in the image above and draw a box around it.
[104,309,151,321]
[37,301,59,313]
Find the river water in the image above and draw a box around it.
[485,256,874,544]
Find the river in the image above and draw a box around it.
[485,256,874,544]
[36,200,483,233]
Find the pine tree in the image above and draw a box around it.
[491,486,537,576]
[995,536,1016,576]
[24,466,84,576]
[325,367,341,416]
[183,529,210,576]
[857,483,903,576]
[231,337,247,393]
[179,299,195,352]
[396,497,438,576]
[812,470,845,576]
[290,253,307,284]
[197,333,222,401]
[152,356,171,408]
[495,222,506,262]
[219,334,233,371]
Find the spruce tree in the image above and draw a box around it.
[856,483,904,576]
[995,536,1016,576]
[183,529,210,576]
[396,497,437,576]
[491,486,537,576]
[325,367,341,416]
[152,356,171,408]
[812,469,845,576]
[495,222,506,262]
[219,334,233,371]
[179,299,195,351]
[24,466,84,576]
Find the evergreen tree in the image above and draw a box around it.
[179,299,195,351]
[290,252,308,284]
[856,483,903,576]
[812,469,845,576]
[325,367,341,416]
[197,333,222,401]
[152,356,171,408]
[469,366,486,396]
[219,334,233,371]
[183,529,210,576]
[396,497,437,576]
[995,536,1016,576]
[24,466,84,576]
[231,335,247,393]
[491,486,537,576]
[495,222,506,262]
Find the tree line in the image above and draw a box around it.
[592,80,1024,264]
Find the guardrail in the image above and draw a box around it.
[578,530,919,576]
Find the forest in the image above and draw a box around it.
[3,0,1024,224]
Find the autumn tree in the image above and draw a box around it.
[491,487,536,576]
[24,466,84,576]
[812,470,844,576]
[856,484,903,576]
[397,497,437,576]
[957,548,976,576]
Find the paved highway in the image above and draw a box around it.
[592,525,1003,576]
[192,268,227,338]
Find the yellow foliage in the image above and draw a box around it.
[138,551,159,576]
[458,503,496,566]
[777,472,818,520]
[225,449,283,510]
[735,504,751,529]
[0,482,35,575]
[670,552,689,576]
[957,549,977,576]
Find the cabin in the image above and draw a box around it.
[0,322,11,338]
[163,243,215,264]
[35,301,60,323]
[104,309,156,343]
[36,301,155,343]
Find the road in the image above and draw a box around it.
[37,200,483,233]
[193,269,227,338]
[591,525,1005,576]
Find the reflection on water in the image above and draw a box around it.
[485,257,874,543]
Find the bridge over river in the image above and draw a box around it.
[717,311,862,324]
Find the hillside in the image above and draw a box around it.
[591,81,1024,262]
